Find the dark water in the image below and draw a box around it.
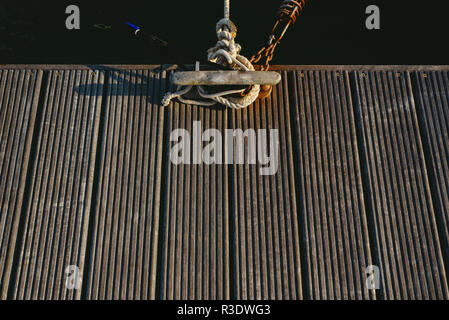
[1,0,448,64]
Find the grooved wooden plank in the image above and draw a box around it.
[160,80,230,300]
[8,69,104,299]
[412,71,449,257]
[231,71,302,299]
[86,69,165,299]
[353,70,449,299]
[2,65,449,301]
[0,70,43,299]
[290,70,374,299]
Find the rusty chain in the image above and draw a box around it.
[250,0,307,71]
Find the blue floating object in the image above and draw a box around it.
[126,22,140,30]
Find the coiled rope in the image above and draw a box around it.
[162,0,259,109]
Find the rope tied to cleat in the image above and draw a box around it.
[162,0,260,109]
[162,0,307,108]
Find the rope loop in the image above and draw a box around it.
[208,18,242,69]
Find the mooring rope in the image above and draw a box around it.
[224,0,230,20]
[162,0,260,109]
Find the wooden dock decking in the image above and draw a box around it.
[0,65,448,300]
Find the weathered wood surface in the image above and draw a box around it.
[0,70,42,299]
[0,65,448,300]
[230,73,302,299]
[290,70,374,299]
[412,71,449,262]
[161,98,230,300]
[352,70,448,299]
[6,70,104,299]
[84,69,165,299]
